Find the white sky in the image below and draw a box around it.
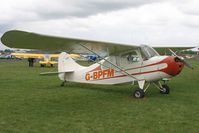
[1,0,199,49]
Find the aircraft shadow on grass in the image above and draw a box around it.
[42,82,132,96]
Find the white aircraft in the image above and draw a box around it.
[186,46,199,55]
[1,30,194,98]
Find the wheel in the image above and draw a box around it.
[60,82,65,87]
[51,64,53,67]
[133,89,145,98]
[160,85,170,94]
[60,81,66,87]
[40,64,44,67]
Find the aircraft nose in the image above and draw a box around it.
[164,56,184,76]
[173,57,184,76]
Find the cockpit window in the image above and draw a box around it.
[140,45,159,60]
[120,50,140,64]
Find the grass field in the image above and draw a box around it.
[0,59,199,133]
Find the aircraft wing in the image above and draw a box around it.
[49,54,59,58]
[11,53,44,59]
[1,30,140,55]
[48,54,80,60]
[154,46,195,55]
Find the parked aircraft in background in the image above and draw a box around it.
[185,46,199,54]
[11,52,80,67]
[11,53,58,67]
[81,54,100,61]
[1,30,194,98]
[0,54,13,59]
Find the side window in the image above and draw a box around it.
[121,50,140,64]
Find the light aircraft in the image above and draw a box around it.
[81,54,100,61]
[185,46,199,55]
[11,52,80,67]
[1,30,194,98]
[11,52,58,67]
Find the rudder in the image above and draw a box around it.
[58,52,83,72]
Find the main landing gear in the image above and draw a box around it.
[133,80,170,98]
[134,89,145,98]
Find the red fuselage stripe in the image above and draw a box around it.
[92,69,161,81]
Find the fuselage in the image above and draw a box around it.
[59,55,184,85]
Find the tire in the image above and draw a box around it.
[160,85,170,94]
[133,89,145,98]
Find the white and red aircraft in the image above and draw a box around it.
[1,30,193,98]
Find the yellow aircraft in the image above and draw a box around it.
[11,53,80,67]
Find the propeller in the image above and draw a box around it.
[168,48,194,69]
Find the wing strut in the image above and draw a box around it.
[80,43,138,81]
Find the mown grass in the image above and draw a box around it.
[0,60,199,133]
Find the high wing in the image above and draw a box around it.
[11,53,44,59]
[154,47,195,55]
[1,30,140,55]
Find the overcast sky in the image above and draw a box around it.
[1,0,199,49]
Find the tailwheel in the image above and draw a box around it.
[133,89,145,98]
[160,85,170,94]
[60,80,67,87]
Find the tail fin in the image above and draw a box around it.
[58,52,83,73]
[40,52,83,78]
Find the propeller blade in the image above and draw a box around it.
[168,48,177,56]
[182,60,194,69]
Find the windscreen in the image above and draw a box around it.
[140,45,159,60]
